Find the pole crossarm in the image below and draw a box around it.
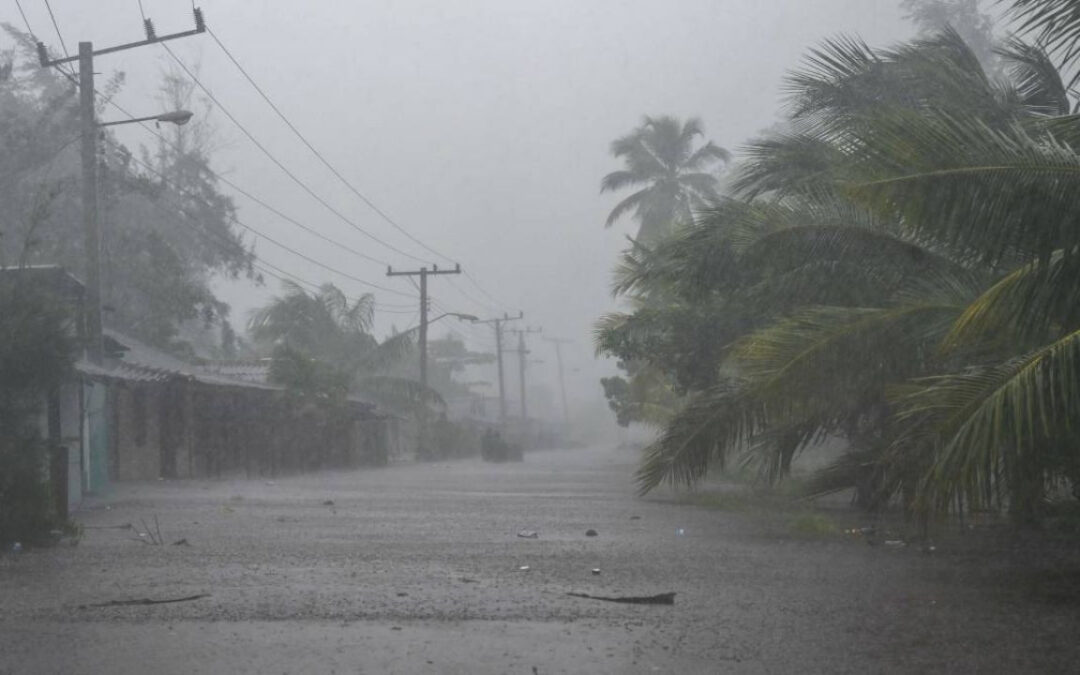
[37,8,206,67]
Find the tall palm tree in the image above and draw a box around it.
[601,116,730,244]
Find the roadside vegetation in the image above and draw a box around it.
[597,0,1080,525]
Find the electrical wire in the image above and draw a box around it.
[157,41,433,266]
[118,144,417,299]
[41,0,70,60]
[13,0,34,37]
[206,26,455,267]
[203,24,518,314]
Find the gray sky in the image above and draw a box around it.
[7,0,915,415]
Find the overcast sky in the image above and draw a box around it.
[5,0,918,417]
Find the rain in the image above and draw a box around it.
[2,1,1080,673]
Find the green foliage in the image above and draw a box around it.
[599,13,1080,520]
[602,116,729,244]
[0,282,75,546]
[0,28,252,355]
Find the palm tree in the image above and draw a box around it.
[601,116,730,244]
[248,280,377,368]
[602,23,1080,521]
[249,281,441,411]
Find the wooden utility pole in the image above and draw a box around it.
[386,264,462,388]
[474,312,523,427]
[38,9,206,363]
[544,337,572,429]
[508,327,542,420]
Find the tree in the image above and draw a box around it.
[600,19,1080,522]
[0,27,253,356]
[601,116,730,244]
[901,0,999,69]
[249,281,441,413]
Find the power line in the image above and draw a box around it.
[13,0,35,37]
[202,24,518,315]
[156,41,434,266]
[206,26,456,267]
[41,0,70,60]
[118,143,417,299]
[99,95,397,270]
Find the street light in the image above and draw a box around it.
[98,109,194,128]
[82,107,196,363]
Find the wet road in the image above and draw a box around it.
[2,445,1078,673]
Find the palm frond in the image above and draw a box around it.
[895,326,1080,509]
[999,37,1072,116]
[600,169,643,194]
[604,187,649,228]
[847,109,1080,265]
[636,384,763,494]
[734,304,962,413]
[1007,0,1080,66]
[944,248,1080,350]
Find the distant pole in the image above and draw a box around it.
[419,268,428,386]
[545,337,572,429]
[79,42,102,364]
[495,319,506,425]
[387,263,462,457]
[508,327,542,421]
[386,263,461,389]
[475,312,523,429]
[517,331,527,419]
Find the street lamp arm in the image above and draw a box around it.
[99,110,194,128]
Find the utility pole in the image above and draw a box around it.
[38,9,206,363]
[386,264,462,388]
[474,312,523,428]
[508,327,542,420]
[544,337,573,429]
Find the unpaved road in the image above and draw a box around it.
[2,445,1079,674]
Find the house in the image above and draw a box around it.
[1,265,393,518]
[78,330,394,483]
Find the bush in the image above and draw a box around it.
[0,281,75,547]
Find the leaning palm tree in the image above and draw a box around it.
[606,26,1080,522]
[601,116,730,244]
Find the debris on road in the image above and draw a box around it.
[322,500,335,506]
[172,538,190,546]
[459,577,478,584]
[517,530,540,539]
[591,568,602,575]
[585,529,598,537]
[567,591,676,605]
[884,540,906,548]
[10,542,22,553]
[78,593,210,609]
[630,515,641,520]
[519,565,531,571]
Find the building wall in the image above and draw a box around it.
[113,384,162,480]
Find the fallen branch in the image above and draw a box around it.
[78,593,210,609]
[566,591,676,605]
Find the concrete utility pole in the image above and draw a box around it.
[474,312,523,428]
[544,337,573,429]
[386,264,462,388]
[508,327,542,420]
[37,9,206,363]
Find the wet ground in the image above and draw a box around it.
[2,445,1079,674]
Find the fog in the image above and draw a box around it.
[6,0,911,418]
